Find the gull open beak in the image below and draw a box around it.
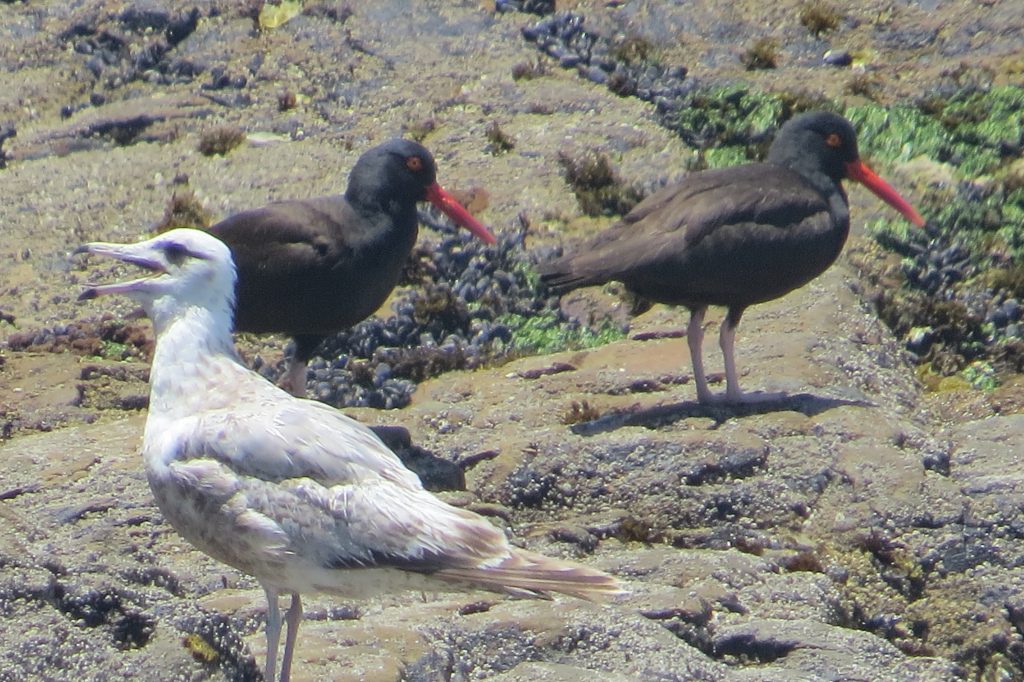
[74,241,167,301]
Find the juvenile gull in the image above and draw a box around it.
[539,111,926,404]
[204,138,496,395]
[76,229,623,682]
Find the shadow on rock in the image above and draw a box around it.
[369,424,465,491]
[570,392,871,436]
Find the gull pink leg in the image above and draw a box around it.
[263,586,282,682]
[279,593,303,682]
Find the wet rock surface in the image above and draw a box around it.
[1,1,1024,681]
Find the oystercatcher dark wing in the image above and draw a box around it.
[543,164,840,305]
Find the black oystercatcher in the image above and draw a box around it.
[539,111,925,404]
[206,139,495,395]
[75,228,624,682]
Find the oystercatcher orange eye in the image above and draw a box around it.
[826,133,842,148]
[406,156,424,172]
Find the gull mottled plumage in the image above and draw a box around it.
[75,228,624,682]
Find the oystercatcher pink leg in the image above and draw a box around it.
[721,308,743,403]
[687,307,714,404]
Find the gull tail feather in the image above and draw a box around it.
[435,548,627,602]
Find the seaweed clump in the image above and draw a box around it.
[561,400,601,425]
[403,118,436,142]
[799,2,841,37]
[741,38,779,71]
[154,188,213,232]
[511,58,548,81]
[845,73,882,101]
[557,150,644,217]
[197,125,245,156]
[609,33,655,65]
[485,121,515,155]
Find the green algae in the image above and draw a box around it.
[849,86,1024,177]
[99,340,132,361]
[962,360,999,390]
[500,311,625,356]
[669,85,784,149]
[698,146,750,170]
[846,105,947,165]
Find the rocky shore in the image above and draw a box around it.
[2,1,1024,680]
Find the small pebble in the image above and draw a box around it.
[823,50,852,67]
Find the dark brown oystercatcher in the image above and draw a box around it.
[207,139,495,394]
[539,111,925,404]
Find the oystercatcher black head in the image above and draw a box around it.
[769,111,924,227]
[539,110,925,404]
[769,111,861,181]
[345,139,494,242]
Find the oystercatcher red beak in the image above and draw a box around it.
[424,182,497,244]
[845,160,926,227]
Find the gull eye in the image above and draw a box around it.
[163,242,190,265]
[406,156,424,172]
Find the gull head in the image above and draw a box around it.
[75,228,237,325]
